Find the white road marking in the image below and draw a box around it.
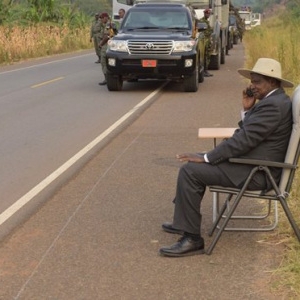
[31,77,64,88]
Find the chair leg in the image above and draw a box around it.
[263,166,300,241]
[206,191,244,255]
[206,167,259,255]
[222,200,279,232]
[278,197,300,241]
[208,193,233,236]
[207,165,300,255]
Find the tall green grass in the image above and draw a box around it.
[243,14,300,298]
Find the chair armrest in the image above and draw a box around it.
[228,158,297,169]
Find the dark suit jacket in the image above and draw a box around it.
[207,88,292,186]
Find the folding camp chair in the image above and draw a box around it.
[206,85,300,255]
[198,128,278,231]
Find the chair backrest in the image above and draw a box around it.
[279,84,300,192]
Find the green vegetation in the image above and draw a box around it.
[0,0,112,23]
[232,0,300,13]
[0,0,94,64]
[0,0,115,65]
[0,0,86,26]
[73,0,112,15]
[243,10,300,298]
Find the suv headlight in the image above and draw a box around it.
[173,40,195,52]
[108,40,128,52]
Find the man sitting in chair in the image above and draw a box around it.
[159,58,294,257]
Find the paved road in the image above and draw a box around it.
[0,51,164,238]
[0,44,282,299]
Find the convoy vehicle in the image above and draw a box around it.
[194,0,230,70]
[112,0,132,21]
[251,13,262,28]
[106,1,207,92]
[229,14,239,45]
[112,0,232,72]
[239,7,252,30]
[228,3,245,44]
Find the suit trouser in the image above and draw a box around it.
[172,162,267,236]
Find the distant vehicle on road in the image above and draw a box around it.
[194,0,231,70]
[239,7,252,30]
[251,12,262,27]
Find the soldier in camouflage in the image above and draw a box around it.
[229,3,245,42]
[98,12,110,86]
[98,12,118,86]
[90,13,101,63]
[200,8,213,77]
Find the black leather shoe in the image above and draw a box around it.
[98,80,107,85]
[159,236,205,257]
[162,222,183,235]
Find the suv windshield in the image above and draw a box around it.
[122,8,191,30]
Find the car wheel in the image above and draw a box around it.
[183,64,198,92]
[208,38,221,70]
[107,73,123,91]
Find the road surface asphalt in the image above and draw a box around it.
[0,43,285,299]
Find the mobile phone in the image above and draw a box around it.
[246,88,254,97]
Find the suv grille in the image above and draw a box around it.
[128,40,173,55]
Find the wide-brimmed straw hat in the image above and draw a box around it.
[238,58,294,88]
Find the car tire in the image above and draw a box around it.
[183,64,198,92]
[107,73,123,91]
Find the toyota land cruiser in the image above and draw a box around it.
[106,2,207,92]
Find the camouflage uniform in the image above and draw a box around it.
[99,22,108,80]
[90,15,101,62]
[199,16,213,71]
[99,16,118,85]
[238,19,245,41]
[229,3,245,42]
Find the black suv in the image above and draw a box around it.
[106,2,207,92]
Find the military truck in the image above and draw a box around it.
[194,0,230,70]
[239,6,252,30]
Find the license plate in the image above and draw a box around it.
[142,60,157,67]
